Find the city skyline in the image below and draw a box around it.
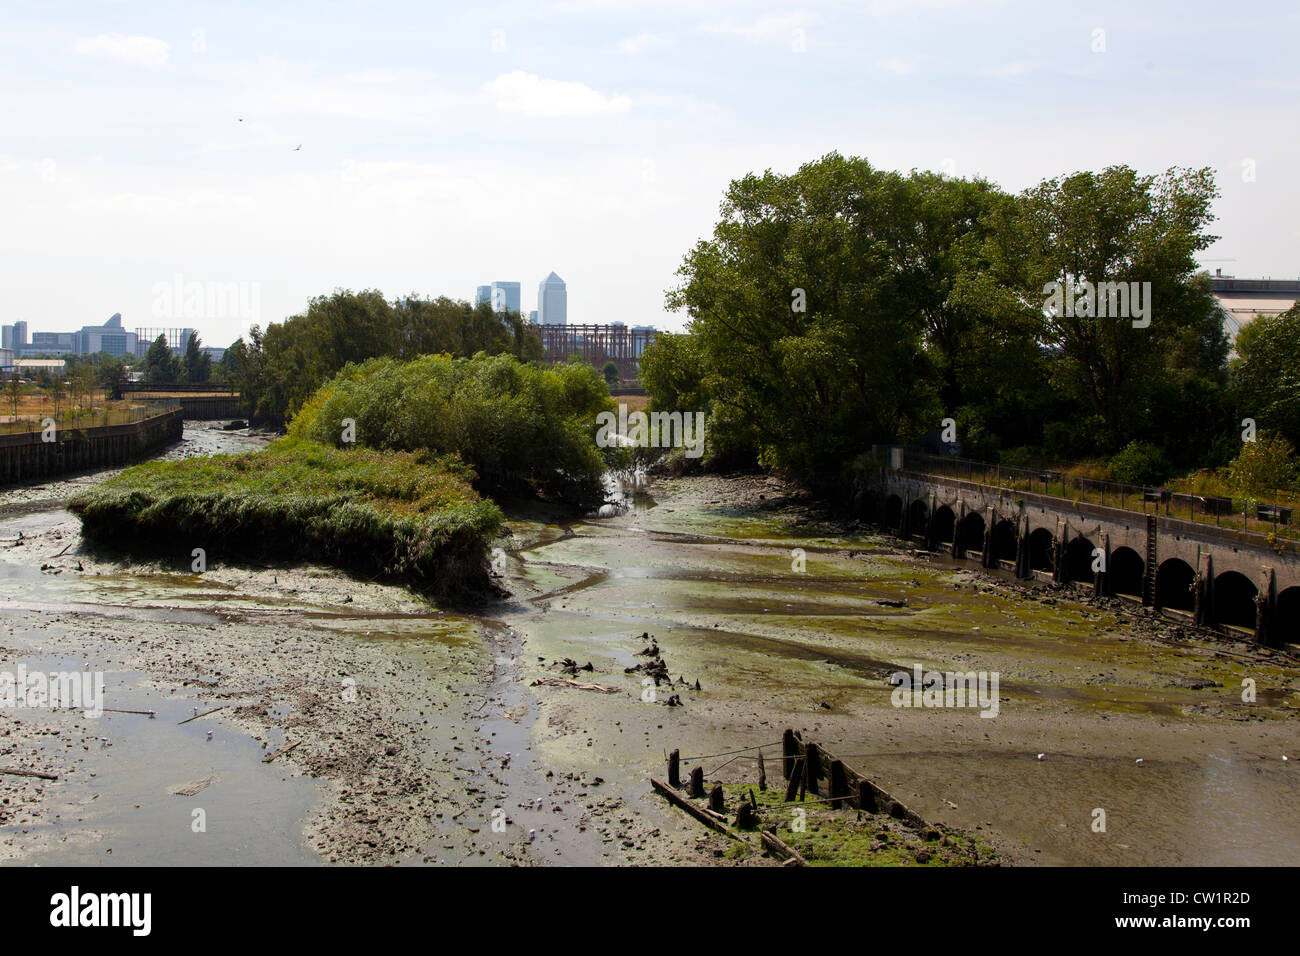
[2,2,1297,349]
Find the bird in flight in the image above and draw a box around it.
[294,144,302,151]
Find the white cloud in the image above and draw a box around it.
[619,32,669,55]
[485,71,630,117]
[73,34,170,70]
[981,60,1038,78]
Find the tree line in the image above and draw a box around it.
[224,291,543,427]
[643,152,1297,496]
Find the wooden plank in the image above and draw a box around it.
[650,778,739,840]
[261,740,301,764]
[761,830,809,867]
[0,768,58,781]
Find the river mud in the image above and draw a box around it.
[2,429,1298,866]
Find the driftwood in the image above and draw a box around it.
[761,830,808,866]
[169,775,215,796]
[1,768,58,781]
[261,741,301,764]
[529,676,619,694]
[103,708,157,717]
[178,705,228,725]
[650,778,738,839]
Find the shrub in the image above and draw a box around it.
[1228,433,1298,496]
[287,353,622,510]
[1108,441,1170,486]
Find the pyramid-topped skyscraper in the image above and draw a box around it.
[537,272,567,326]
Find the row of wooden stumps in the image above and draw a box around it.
[780,728,928,825]
[651,734,808,865]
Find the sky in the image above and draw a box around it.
[2,0,1298,347]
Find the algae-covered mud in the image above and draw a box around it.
[3,432,1298,866]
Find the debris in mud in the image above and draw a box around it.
[169,775,216,796]
[531,676,619,694]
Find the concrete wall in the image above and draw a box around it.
[0,409,183,485]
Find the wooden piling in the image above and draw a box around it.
[757,751,767,791]
[708,784,725,814]
[688,766,704,798]
[668,749,680,788]
[782,728,797,779]
[784,757,804,802]
[830,759,847,809]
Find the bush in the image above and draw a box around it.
[287,353,622,509]
[1108,441,1170,486]
[1228,433,1298,496]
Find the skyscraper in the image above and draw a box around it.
[12,320,28,349]
[537,272,567,325]
[490,281,521,314]
[475,285,492,307]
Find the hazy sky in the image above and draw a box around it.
[2,0,1297,346]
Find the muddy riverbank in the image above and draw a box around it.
[3,430,1298,866]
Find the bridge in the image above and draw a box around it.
[118,383,242,420]
[871,452,1300,650]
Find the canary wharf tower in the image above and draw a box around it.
[537,271,567,325]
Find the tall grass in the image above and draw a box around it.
[69,438,503,601]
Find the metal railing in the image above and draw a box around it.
[899,449,1297,540]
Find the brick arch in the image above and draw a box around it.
[1109,547,1144,598]
[931,505,956,546]
[1027,527,1054,573]
[1064,534,1097,584]
[957,510,986,555]
[1213,570,1258,632]
[989,518,1018,565]
[1155,558,1196,612]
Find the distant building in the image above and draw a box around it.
[134,327,197,358]
[1,326,10,350]
[12,321,28,350]
[26,331,75,356]
[537,272,567,326]
[77,313,137,357]
[475,285,492,307]
[1211,273,1300,341]
[490,281,521,314]
[529,310,538,324]
[200,346,226,363]
[0,348,12,371]
[15,358,65,374]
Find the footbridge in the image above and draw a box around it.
[872,456,1300,649]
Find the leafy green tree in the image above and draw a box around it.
[992,165,1223,453]
[143,335,179,384]
[602,362,619,385]
[1109,440,1170,485]
[183,332,211,383]
[1231,303,1300,449]
[665,152,941,485]
[92,354,127,397]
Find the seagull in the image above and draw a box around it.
[293,144,302,151]
[206,730,213,741]
[1135,758,1144,764]
[1036,753,1045,760]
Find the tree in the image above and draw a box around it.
[602,362,619,385]
[92,354,127,398]
[183,332,211,383]
[665,152,941,485]
[1228,433,1297,497]
[1231,303,1300,449]
[6,373,21,422]
[143,335,180,384]
[993,165,1223,454]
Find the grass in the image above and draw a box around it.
[719,783,998,866]
[68,437,504,601]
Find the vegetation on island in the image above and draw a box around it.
[68,438,503,601]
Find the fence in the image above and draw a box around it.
[0,401,182,436]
